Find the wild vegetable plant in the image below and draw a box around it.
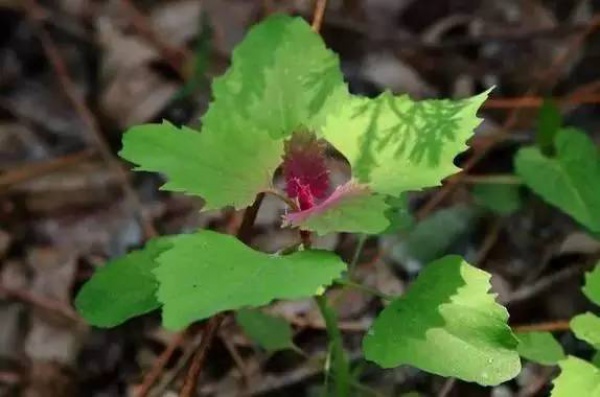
[75,14,545,394]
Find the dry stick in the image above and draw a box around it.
[0,285,80,324]
[512,320,571,333]
[416,13,600,221]
[220,332,252,389]
[180,315,225,397]
[0,149,95,190]
[22,0,157,240]
[311,0,328,32]
[136,331,187,397]
[484,93,600,109]
[120,0,190,78]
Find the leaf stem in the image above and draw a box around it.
[315,294,351,397]
[334,278,393,301]
[348,234,367,275]
[512,320,571,333]
[263,188,300,212]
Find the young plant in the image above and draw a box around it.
[76,14,524,393]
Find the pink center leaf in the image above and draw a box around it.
[281,131,330,211]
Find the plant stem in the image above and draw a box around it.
[334,279,393,301]
[315,294,351,397]
[311,0,328,32]
[348,234,367,275]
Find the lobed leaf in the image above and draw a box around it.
[322,89,490,197]
[515,128,600,233]
[75,238,172,327]
[363,255,520,386]
[154,231,346,330]
[552,356,600,397]
[516,331,565,365]
[120,15,347,210]
[236,308,297,352]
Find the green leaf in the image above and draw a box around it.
[583,263,600,306]
[571,313,600,349]
[536,99,561,155]
[402,205,479,264]
[75,238,172,327]
[363,255,520,385]
[552,356,600,397]
[473,183,521,215]
[515,128,600,233]
[120,15,346,210]
[154,231,346,329]
[323,89,490,197]
[236,308,296,352]
[383,193,414,234]
[282,181,390,235]
[516,332,565,365]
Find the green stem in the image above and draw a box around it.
[334,278,393,301]
[315,294,350,397]
[348,234,367,275]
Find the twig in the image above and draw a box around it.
[484,94,600,109]
[503,265,586,305]
[0,150,95,191]
[416,13,600,220]
[136,331,187,397]
[0,371,21,386]
[22,0,157,240]
[0,285,80,324]
[512,320,571,333]
[474,218,504,268]
[334,278,393,301]
[120,0,190,78]
[311,0,328,32]
[220,332,252,389]
[437,378,456,397]
[180,315,225,397]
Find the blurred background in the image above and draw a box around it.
[2,0,600,396]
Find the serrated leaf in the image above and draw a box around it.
[236,308,296,352]
[473,183,521,215]
[583,263,600,306]
[516,332,565,365]
[402,205,479,264]
[363,255,520,385]
[552,356,600,397]
[323,89,490,197]
[154,231,346,329]
[515,128,600,233]
[75,238,172,327]
[571,313,600,349]
[283,180,390,235]
[120,15,346,210]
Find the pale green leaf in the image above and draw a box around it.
[282,181,390,235]
[154,231,346,329]
[120,15,346,210]
[323,90,490,197]
[75,238,172,327]
[473,183,521,215]
[552,356,600,397]
[516,332,565,365]
[363,255,520,385]
[571,313,600,349]
[583,263,600,306]
[515,128,600,233]
[236,308,296,352]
